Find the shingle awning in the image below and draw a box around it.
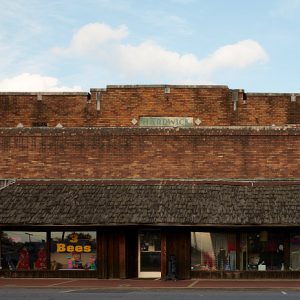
[0,180,299,226]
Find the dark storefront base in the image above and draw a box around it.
[190,271,300,279]
[2,270,300,279]
[0,270,97,278]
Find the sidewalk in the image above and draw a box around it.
[1,278,300,290]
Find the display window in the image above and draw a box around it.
[290,234,300,270]
[191,232,236,271]
[0,231,47,270]
[243,232,285,271]
[50,231,96,270]
[191,231,289,272]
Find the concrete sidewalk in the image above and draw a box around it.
[1,278,300,290]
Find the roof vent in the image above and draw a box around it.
[291,94,296,102]
[16,123,24,128]
[56,123,63,128]
[37,93,43,101]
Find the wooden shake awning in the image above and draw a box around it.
[0,180,300,226]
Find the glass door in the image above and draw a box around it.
[138,231,161,278]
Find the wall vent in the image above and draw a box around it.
[164,87,171,94]
[32,122,47,127]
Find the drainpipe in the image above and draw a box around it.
[96,92,101,112]
[232,90,239,112]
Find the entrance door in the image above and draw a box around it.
[138,231,161,278]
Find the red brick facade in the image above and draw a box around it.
[1,85,300,280]
[0,85,299,179]
[1,86,299,128]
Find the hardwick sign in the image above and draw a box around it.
[139,117,194,128]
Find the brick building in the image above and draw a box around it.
[0,85,300,279]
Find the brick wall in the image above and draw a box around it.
[1,86,299,180]
[0,93,89,128]
[0,86,299,127]
[89,86,234,126]
[237,94,300,125]
[1,128,299,179]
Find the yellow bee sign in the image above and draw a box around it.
[55,233,92,253]
[69,232,79,243]
[56,243,92,253]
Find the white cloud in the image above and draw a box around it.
[0,73,82,92]
[53,23,128,56]
[54,22,268,83]
[201,40,268,71]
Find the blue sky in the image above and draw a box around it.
[0,0,299,92]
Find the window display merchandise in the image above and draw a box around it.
[0,231,46,270]
[191,232,236,271]
[50,231,96,270]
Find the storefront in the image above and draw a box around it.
[1,85,300,279]
[1,180,300,279]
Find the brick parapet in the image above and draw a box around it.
[1,85,299,127]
